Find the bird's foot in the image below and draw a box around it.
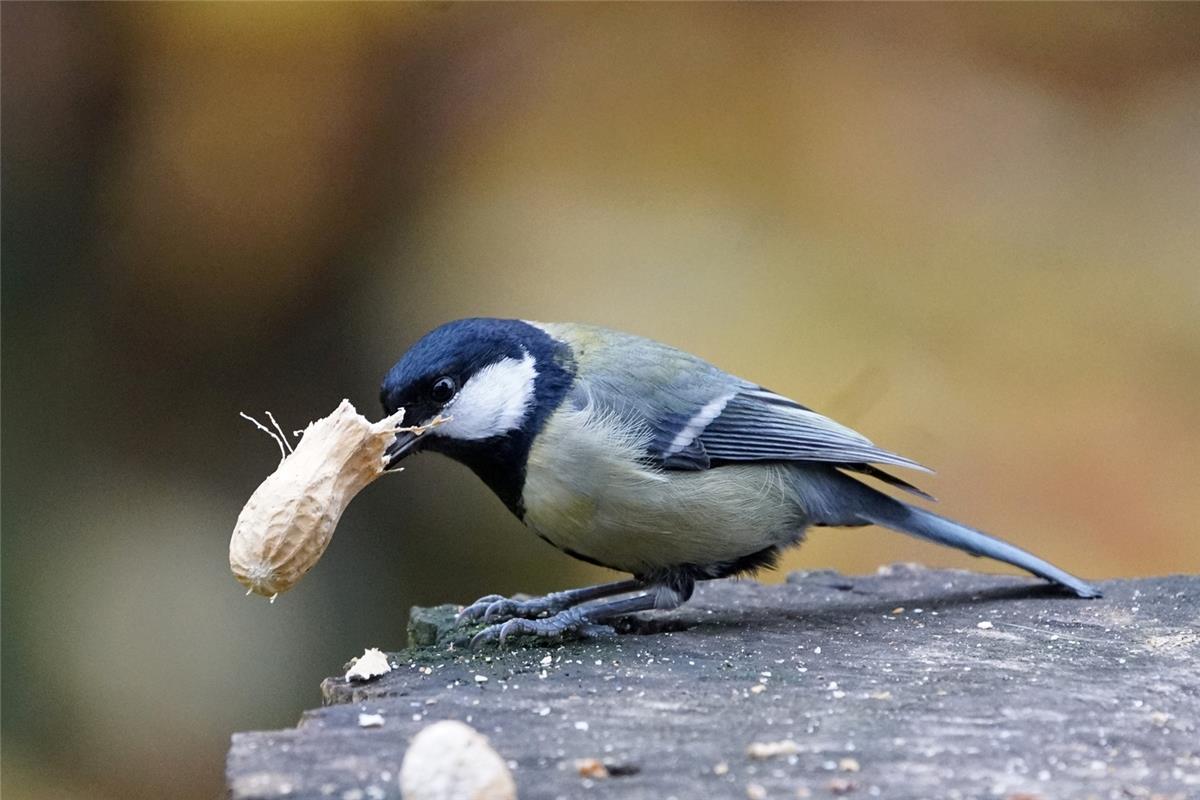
[456,591,578,625]
[470,607,617,649]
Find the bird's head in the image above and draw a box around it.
[379,319,573,479]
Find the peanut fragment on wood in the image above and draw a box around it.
[345,648,393,682]
[399,720,516,800]
[229,399,432,599]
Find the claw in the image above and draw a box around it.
[469,619,525,650]
[482,599,524,623]
[457,593,567,626]
[455,594,507,625]
[469,608,617,649]
[498,619,524,647]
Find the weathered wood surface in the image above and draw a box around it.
[228,566,1199,800]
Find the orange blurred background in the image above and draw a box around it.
[3,4,1198,799]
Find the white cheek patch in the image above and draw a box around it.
[436,351,538,440]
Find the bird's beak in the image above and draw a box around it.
[383,429,422,470]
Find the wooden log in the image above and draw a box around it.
[227,566,1200,800]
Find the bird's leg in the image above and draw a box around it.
[470,584,686,648]
[456,579,645,625]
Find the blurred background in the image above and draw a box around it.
[3,4,1199,798]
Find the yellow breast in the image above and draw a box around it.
[521,404,802,574]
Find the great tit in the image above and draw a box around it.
[380,318,1100,645]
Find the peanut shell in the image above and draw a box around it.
[229,399,404,598]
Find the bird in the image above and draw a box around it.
[380,318,1101,646]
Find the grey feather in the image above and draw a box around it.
[694,387,930,473]
[794,468,1101,598]
[539,322,928,477]
[841,464,935,501]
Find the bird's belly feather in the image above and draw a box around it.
[521,406,805,574]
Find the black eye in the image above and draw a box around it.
[430,376,457,404]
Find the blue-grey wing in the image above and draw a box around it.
[690,385,934,498]
[691,386,929,472]
[546,323,929,480]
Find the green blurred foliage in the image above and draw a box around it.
[3,4,1198,799]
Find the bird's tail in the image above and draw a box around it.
[808,470,1102,599]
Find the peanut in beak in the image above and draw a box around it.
[229,400,447,599]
